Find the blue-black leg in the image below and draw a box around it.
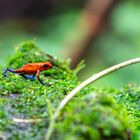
[23,74,45,84]
[3,68,17,77]
[29,74,36,81]
[19,74,36,81]
[37,76,45,85]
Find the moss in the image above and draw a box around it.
[0,41,139,139]
[53,93,132,140]
[114,84,140,138]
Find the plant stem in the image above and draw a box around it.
[45,57,140,140]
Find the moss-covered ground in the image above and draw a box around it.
[0,41,139,140]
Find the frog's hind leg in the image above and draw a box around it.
[3,68,17,77]
[19,74,36,81]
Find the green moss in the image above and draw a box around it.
[114,84,140,138]
[0,41,139,139]
[54,93,132,140]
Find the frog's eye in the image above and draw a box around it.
[44,64,49,68]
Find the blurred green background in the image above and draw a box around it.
[0,0,140,87]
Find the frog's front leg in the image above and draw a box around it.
[36,70,45,85]
[3,68,17,77]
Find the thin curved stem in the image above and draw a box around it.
[45,57,140,140]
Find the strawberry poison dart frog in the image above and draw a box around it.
[3,62,53,85]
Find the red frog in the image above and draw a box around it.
[3,62,53,85]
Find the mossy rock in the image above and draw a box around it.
[0,41,138,139]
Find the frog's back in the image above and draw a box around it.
[20,63,43,74]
